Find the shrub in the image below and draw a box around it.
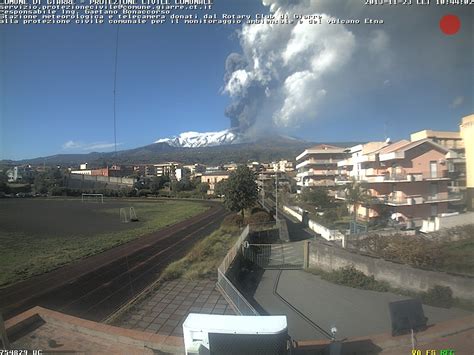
[320,266,389,292]
[222,213,244,228]
[421,285,453,308]
[250,206,266,215]
[247,211,272,225]
[161,259,188,281]
[138,189,152,197]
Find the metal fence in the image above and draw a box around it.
[216,225,259,316]
[242,242,304,270]
[218,225,249,274]
[216,269,258,316]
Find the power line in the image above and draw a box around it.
[113,25,120,161]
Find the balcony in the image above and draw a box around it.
[296,159,338,170]
[382,173,423,182]
[424,193,463,203]
[297,169,337,178]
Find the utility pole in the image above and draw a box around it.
[275,171,279,221]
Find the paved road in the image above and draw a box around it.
[0,201,228,321]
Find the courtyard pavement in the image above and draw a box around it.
[119,279,235,337]
[254,268,472,341]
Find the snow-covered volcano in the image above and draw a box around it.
[155,129,240,148]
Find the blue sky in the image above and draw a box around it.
[1,0,472,160]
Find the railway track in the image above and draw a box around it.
[0,201,228,321]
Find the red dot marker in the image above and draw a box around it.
[439,14,461,35]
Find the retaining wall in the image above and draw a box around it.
[309,240,474,299]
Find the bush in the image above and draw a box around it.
[138,189,152,197]
[161,259,188,281]
[247,211,272,225]
[319,266,389,292]
[250,206,266,215]
[222,213,244,228]
[421,285,453,308]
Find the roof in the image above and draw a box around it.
[201,171,230,176]
[410,129,461,141]
[296,144,347,161]
[375,140,410,154]
[360,141,390,155]
[393,138,450,154]
[308,144,343,151]
[378,138,452,161]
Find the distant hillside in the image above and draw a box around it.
[3,137,359,167]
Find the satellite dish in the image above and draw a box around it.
[385,137,391,143]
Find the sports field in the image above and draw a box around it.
[0,198,209,287]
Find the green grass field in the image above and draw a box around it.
[0,199,209,287]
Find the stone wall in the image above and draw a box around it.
[309,240,474,300]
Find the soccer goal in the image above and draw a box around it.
[120,207,139,223]
[81,193,104,204]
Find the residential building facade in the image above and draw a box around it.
[296,144,347,192]
[200,171,230,195]
[337,139,461,228]
[410,129,466,195]
[460,114,474,210]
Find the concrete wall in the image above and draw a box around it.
[282,205,303,222]
[308,240,474,299]
[421,212,474,233]
[282,205,344,242]
[68,174,135,190]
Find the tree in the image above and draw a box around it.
[150,176,168,194]
[214,179,227,197]
[344,179,371,221]
[197,182,209,198]
[223,165,258,218]
[301,187,332,209]
[0,170,10,194]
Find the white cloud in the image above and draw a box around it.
[62,141,121,152]
[450,96,464,109]
[62,140,82,149]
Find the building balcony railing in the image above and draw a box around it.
[424,193,463,203]
[296,159,338,170]
[297,170,337,178]
[335,192,462,205]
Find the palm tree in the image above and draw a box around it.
[344,179,371,232]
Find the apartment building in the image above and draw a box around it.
[460,114,474,210]
[272,160,295,173]
[295,144,347,192]
[336,139,461,228]
[410,129,466,194]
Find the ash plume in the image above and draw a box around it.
[223,0,356,134]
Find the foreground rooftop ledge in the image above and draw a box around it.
[4,306,184,353]
[294,314,474,352]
